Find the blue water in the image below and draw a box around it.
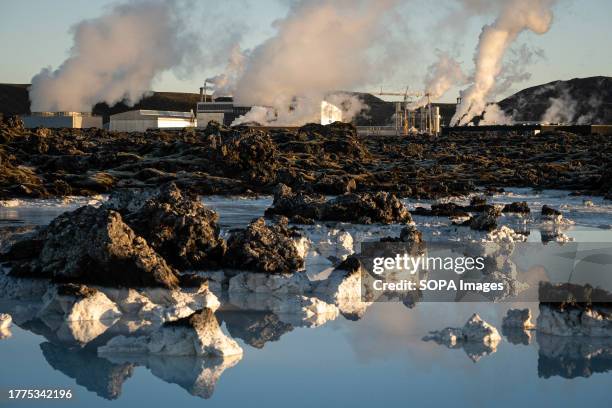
[2,189,612,407]
[1,302,611,407]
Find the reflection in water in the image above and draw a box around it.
[105,354,241,399]
[502,326,532,345]
[218,310,293,349]
[537,333,612,379]
[40,342,134,400]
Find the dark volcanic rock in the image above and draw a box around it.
[322,192,412,224]
[412,202,470,218]
[541,205,562,218]
[107,183,226,270]
[224,217,304,274]
[265,184,326,220]
[465,207,500,231]
[266,184,412,224]
[380,225,423,244]
[207,128,279,186]
[5,205,179,288]
[502,201,531,213]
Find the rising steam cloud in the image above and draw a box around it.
[451,0,557,126]
[29,0,197,112]
[217,0,399,126]
[409,51,466,110]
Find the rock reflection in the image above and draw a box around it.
[502,327,532,345]
[537,333,612,379]
[40,342,134,400]
[218,310,293,349]
[104,354,241,399]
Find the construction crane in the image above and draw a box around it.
[371,88,439,136]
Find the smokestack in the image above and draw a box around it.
[199,87,204,102]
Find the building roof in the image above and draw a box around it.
[110,109,194,120]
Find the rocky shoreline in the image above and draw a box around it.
[1,117,611,200]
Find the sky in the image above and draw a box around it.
[1,0,611,103]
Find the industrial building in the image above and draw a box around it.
[22,112,102,129]
[196,86,251,127]
[109,109,196,132]
[196,99,252,127]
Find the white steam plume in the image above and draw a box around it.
[219,0,399,126]
[409,51,466,109]
[450,0,556,126]
[205,45,247,97]
[30,0,197,112]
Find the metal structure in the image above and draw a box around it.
[371,88,441,136]
[109,110,196,132]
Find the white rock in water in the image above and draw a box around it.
[425,314,501,347]
[228,272,312,294]
[99,284,220,323]
[313,266,361,301]
[55,319,117,345]
[272,295,338,318]
[308,228,354,261]
[99,309,243,357]
[502,308,535,329]
[485,226,527,243]
[0,313,12,329]
[537,305,612,337]
[38,284,122,322]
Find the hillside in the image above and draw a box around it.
[0,84,202,122]
[498,76,612,124]
[0,84,30,116]
[2,76,611,125]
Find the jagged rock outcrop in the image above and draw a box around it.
[465,207,500,231]
[3,205,180,288]
[502,201,531,213]
[266,184,412,224]
[98,308,242,357]
[106,183,226,270]
[541,205,563,221]
[224,217,305,274]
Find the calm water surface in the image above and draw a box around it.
[1,189,611,407]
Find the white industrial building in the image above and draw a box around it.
[23,112,102,129]
[109,110,196,132]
